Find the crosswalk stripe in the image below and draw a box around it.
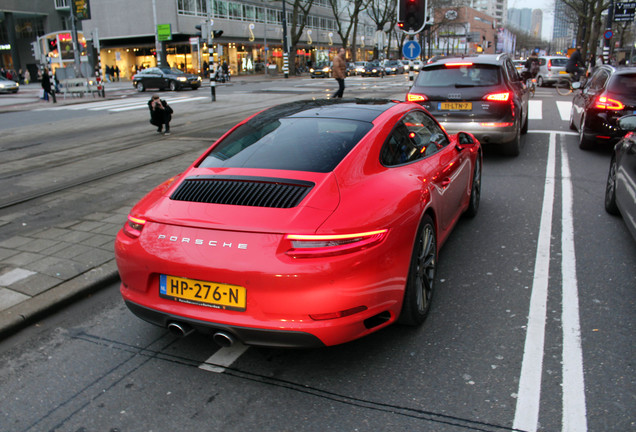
[35,96,208,112]
[556,101,572,122]
[529,100,543,119]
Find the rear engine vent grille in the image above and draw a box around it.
[170,176,314,208]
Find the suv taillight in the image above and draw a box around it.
[407,93,428,102]
[483,91,511,102]
[595,95,625,110]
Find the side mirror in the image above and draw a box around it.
[618,115,636,132]
[457,132,476,145]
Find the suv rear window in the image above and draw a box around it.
[415,64,501,87]
[200,117,372,173]
[608,74,636,96]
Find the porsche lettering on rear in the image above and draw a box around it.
[157,234,247,249]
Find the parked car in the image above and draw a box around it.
[361,60,384,77]
[406,54,530,156]
[132,67,201,92]
[535,56,568,87]
[605,114,636,241]
[115,98,482,347]
[569,65,636,149]
[0,76,19,93]
[310,62,331,78]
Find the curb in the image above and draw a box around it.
[0,260,120,340]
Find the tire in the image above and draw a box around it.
[136,81,145,92]
[191,85,200,90]
[169,81,178,91]
[502,121,521,156]
[604,156,620,215]
[556,79,572,95]
[537,76,544,87]
[399,215,437,326]
[578,114,593,150]
[521,108,529,134]
[464,156,481,218]
[569,106,577,131]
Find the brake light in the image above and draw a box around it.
[407,93,428,102]
[123,215,146,238]
[484,91,511,102]
[547,59,552,71]
[446,62,473,67]
[284,229,388,258]
[595,95,625,110]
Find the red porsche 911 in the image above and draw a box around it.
[115,99,482,347]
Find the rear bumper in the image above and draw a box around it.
[439,120,519,144]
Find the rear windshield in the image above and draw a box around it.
[608,74,636,96]
[550,58,568,67]
[415,64,501,87]
[199,117,372,173]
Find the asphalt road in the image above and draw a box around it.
[0,79,634,431]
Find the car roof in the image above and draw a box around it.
[426,54,509,67]
[251,99,399,124]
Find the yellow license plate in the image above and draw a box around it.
[440,102,472,110]
[160,275,246,311]
[559,71,569,74]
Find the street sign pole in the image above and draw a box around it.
[603,0,615,61]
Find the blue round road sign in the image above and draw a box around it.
[604,30,613,40]
[402,40,421,60]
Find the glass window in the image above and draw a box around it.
[229,2,242,19]
[243,5,255,21]
[415,64,501,87]
[214,0,228,18]
[381,111,449,166]
[200,118,372,173]
[255,7,265,22]
[608,73,636,96]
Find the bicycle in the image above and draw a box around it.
[556,70,586,95]
[520,70,536,98]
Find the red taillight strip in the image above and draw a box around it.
[123,215,146,238]
[407,93,428,102]
[446,62,473,67]
[484,91,511,102]
[285,229,388,258]
[595,96,625,110]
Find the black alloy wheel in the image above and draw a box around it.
[465,157,481,218]
[578,114,593,150]
[169,81,178,91]
[399,215,437,326]
[604,156,620,215]
[136,81,145,92]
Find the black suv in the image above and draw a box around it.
[406,54,529,156]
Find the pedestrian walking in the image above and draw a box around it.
[332,47,346,98]
[41,68,56,103]
[148,94,173,135]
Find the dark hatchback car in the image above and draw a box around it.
[407,54,529,156]
[362,60,384,77]
[569,65,636,150]
[132,67,202,92]
[310,62,331,78]
[605,115,636,241]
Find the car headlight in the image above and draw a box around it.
[372,69,377,73]
[197,76,202,81]
[323,67,329,72]
[310,68,315,73]
[177,77,187,82]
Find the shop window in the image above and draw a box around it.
[214,0,228,19]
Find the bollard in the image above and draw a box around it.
[210,78,216,102]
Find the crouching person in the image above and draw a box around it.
[148,94,173,135]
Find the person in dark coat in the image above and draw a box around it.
[566,46,584,82]
[148,94,173,135]
[41,69,56,103]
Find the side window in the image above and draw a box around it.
[588,70,609,92]
[505,60,520,82]
[381,111,449,166]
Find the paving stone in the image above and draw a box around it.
[3,252,44,266]
[79,234,113,248]
[33,227,71,240]
[0,236,32,249]
[85,212,112,221]
[0,288,30,312]
[16,238,61,253]
[92,223,121,236]
[71,249,114,266]
[71,221,104,232]
[63,230,94,243]
[25,257,91,279]
[0,247,19,261]
[10,273,62,296]
[56,244,94,260]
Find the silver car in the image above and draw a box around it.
[0,76,19,93]
[536,56,569,87]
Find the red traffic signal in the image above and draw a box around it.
[398,0,428,34]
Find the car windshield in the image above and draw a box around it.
[200,117,373,173]
[367,61,380,67]
[608,73,636,95]
[550,58,568,67]
[159,67,185,75]
[415,64,500,87]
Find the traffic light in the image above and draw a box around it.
[212,30,223,39]
[47,37,58,54]
[195,22,210,42]
[398,0,428,34]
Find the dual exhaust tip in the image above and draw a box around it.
[167,322,235,347]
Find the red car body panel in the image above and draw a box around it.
[115,100,481,347]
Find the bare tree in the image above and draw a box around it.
[327,0,368,61]
[286,0,315,75]
[561,0,612,58]
[366,0,397,59]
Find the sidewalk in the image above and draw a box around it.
[0,72,304,339]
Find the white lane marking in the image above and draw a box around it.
[556,101,572,121]
[34,96,207,112]
[560,142,588,432]
[513,132,556,432]
[0,268,37,286]
[528,100,543,120]
[199,342,249,373]
[109,96,209,112]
